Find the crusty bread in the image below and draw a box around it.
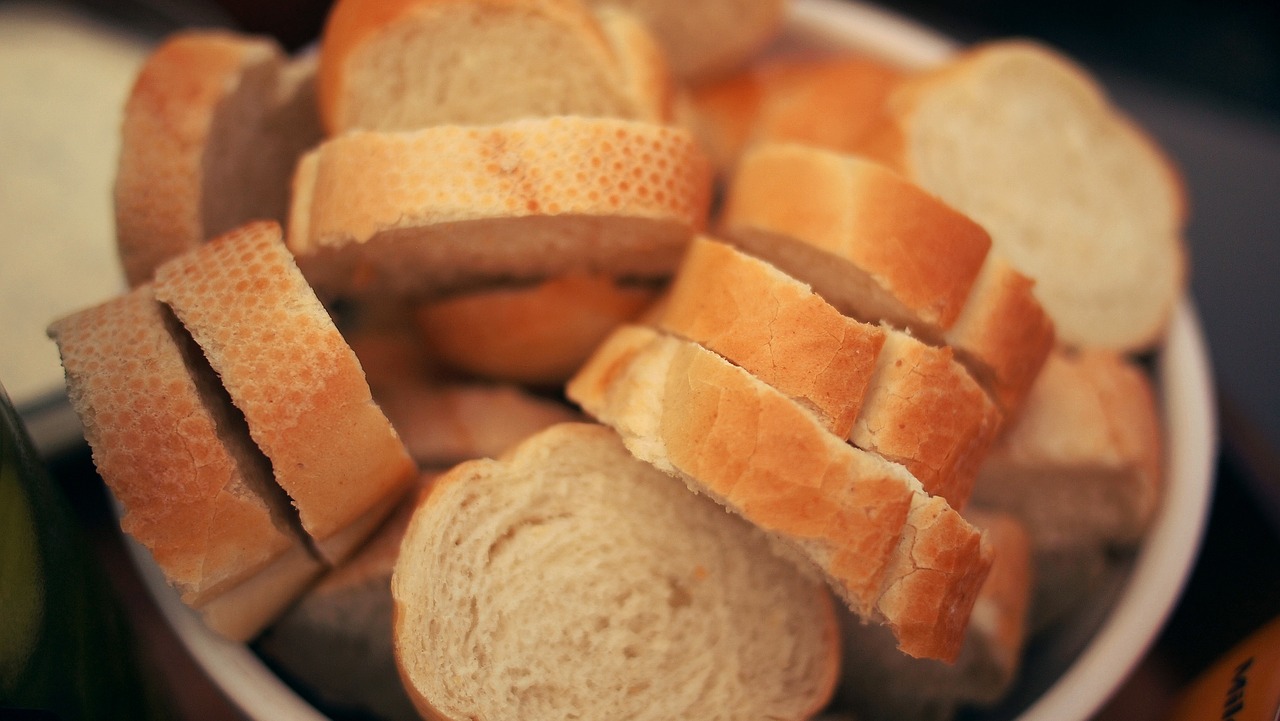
[722,142,1054,417]
[415,275,660,386]
[392,422,841,721]
[287,116,713,299]
[48,285,326,641]
[582,0,786,82]
[316,0,651,135]
[594,4,677,123]
[863,40,1187,351]
[686,53,904,175]
[971,348,1163,549]
[653,237,999,507]
[257,474,436,721]
[152,221,417,564]
[835,508,1031,721]
[115,30,322,287]
[47,286,316,612]
[567,325,991,660]
[375,381,583,468]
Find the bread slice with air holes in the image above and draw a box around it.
[392,422,841,721]
[720,142,1055,418]
[152,220,418,565]
[47,285,324,641]
[567,324,992,661]
[114,30,322,287]
[315,0,667,135]
[652,236,1001,508]
[860,40,1187,352]
[286,116,713,299]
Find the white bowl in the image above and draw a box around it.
[125,2,1218,719]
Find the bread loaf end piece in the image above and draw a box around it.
[393,423,840,721]
[153,221,417,564]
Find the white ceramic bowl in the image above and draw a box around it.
[125,2,1218,719]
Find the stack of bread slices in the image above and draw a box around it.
[47,0,1187,719]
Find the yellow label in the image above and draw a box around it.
[1171,615,1280,721]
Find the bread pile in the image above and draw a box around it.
[47,0,1186,719]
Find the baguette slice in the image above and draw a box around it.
[393,423,841,721]
[115,30,322,287]
[654,237,1000,507]
[583,0,787,82]
[287,116,713,299]
[568,325,991,660]
[152,221,417,564]
[972,348,1163,549]
[722,142,1054,416]
[316,0,650,135]
[863,40,1187,351]
[47,286,323,638]
[836,508,1032,721]
[415,275,660,386]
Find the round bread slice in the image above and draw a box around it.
[722,142,1055,417]
[392,422,840,721]
[152,221,418,565]
[317,0,646,135]
[287,116,712,299]
[47,286,324,638]
[582,0,786,82]
[567,325,992,661]
[415,274,660,386]
[115,30,322,287]
[865,40,1187,351]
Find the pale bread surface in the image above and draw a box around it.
[392,422,840,721]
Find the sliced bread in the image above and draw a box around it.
[47,286,323,639]
[392,422,841,721]
[863,40,1187,351]
[316,0,651,135]
[286,116,713,299]
[971,348,1163,549]
[115,30,322,287]
[415,275,660,386]
[653,237,999,507]
[152,221,418,564]
[567,325,991,660]
[721,142,1054,416]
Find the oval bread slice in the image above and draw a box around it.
[392,422,841,721]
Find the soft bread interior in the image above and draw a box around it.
[392,423,839,721]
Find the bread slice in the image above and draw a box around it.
[864,40,1187,351]
[653,237,1000,507]
[582,0,786,81]
[47,286,324,638]
[257,474,436,721]
[686,53,904,175]
[152,221,417,564]
[115,30,322,287]
[567,325,991,660]
[392,422,841,721]
[971,348,1163,549]
[316,0,651,135]
[415,274,660,386]
[594,4,677,123]
[374,381,583,468]
[835,508,1032,721]
[286,116,713,299]
[721,142,1054,416]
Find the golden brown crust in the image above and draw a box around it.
[152,221,417,563]
[653,236,885,438]
[47,286,299,607]
[415,275,659,386]
[114,31,276,287]
[961,507,1032,697]
[287,117,713,298]
[722,143,991,332]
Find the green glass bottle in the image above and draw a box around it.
[0,380,173,720]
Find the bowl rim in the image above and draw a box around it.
[125,3,1218,719]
